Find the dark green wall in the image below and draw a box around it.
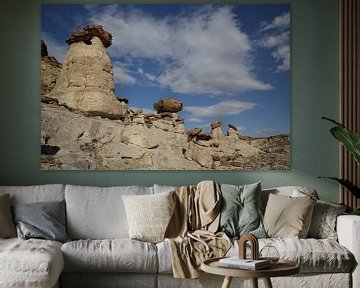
[0,0,340,202]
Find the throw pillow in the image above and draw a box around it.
[12,200,70,243]
[307,200,347,240]
[218,182,266,238]
[0,194,17,238]
[122,191,175,243]
[263,193,316,238]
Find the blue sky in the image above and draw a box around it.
[42,4,290,137]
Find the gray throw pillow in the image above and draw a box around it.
[0,194,17,238]
[12,200,70,243]
[307,200,347,240]
[218,182,266,238]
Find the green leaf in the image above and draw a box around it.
[330,126,360,165]
[322,117,360,165]
[318,177,360,198]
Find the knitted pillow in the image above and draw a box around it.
[122,191,175,243]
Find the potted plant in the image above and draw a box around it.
[320,117,360,215]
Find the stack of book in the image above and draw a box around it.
[218,257,271,270]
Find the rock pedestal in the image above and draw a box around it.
[211,121,224,145]
[48,26,126,119]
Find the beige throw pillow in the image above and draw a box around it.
[0,194,17,238]
[263,193,316,238]
[122,191,175,243]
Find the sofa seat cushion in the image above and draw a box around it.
[0,238,64,288]
[229,238,353,273]
[157,238,353,274]
[62,239,158,273]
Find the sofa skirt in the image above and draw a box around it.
[60,273,157,288]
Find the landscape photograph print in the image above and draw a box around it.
[41,4,291,170]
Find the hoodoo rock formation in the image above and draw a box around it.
[47,25,127,119]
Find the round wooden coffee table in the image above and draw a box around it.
[201,257,300,288]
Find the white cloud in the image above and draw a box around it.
[188,117,205,123]
[113,62,136,85]
[260,13,290,72]
[272,45,290,72]
[262,12,290,31]
[41,32,68,62]
[261,31,289,48]
[184,100,256,118]
[89,5,272,95]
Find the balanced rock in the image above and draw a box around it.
[153,98,183,113]
[48,26,126,119]
[66,24,112,48]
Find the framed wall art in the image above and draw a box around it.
[41,4,290,170]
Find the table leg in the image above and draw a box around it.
[221,276,233,288]
[251,278,258,288]
[263,277,273,288]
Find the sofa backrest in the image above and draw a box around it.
[65,184,154,240]
[0,184,65,204]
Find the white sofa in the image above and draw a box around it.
[0,184,359,288]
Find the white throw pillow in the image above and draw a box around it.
[122,191,175,243]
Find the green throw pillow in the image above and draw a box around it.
[218,182,266,238]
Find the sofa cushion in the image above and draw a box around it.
[307,200,347,240]
[122,191,175,243]
[263,193,316,238]
[12,200,70,243]
[61,239,158,273]
[0,184,65,204]
[260,238,353,273]
[0,238,64,288]
[158,237,353,274]
[261,186,319,212]
[65,185,153,239]
[218,182,266,238]
[0,194,16,238]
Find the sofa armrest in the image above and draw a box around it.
[337,215,360,288]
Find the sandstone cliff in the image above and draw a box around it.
[41,103,290,170]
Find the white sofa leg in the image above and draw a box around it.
[337,215,360,288]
